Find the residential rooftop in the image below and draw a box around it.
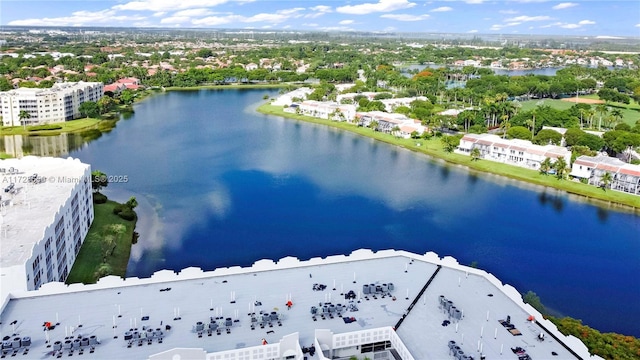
[0,156,90,268]
[0,249,598,359]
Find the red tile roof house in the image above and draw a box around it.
[115,77,141,90]
[104,83,127,94]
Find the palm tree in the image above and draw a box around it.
[391,125,401,138]
[500,119,511,139]
[458,110,475,133]
[525,111,536,140]
[585,108,595,129]
[470,147,481,161]
[18,110,31,130]
[554,157,568,180]
[595,104,608,131]
[610,109,623,128]
[539,157,553,175]
[600,171,612,190]
[369,120,379,131]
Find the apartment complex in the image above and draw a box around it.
[456,133,572,170]
[570,155,640,195]
[0,81,103,127]
[0,156,94,308]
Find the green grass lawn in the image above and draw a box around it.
[258,104,640,210]
[518,98,640,126]
[0,118,106,136]
[66,199,137,285]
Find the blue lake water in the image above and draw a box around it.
[68,89,640,336]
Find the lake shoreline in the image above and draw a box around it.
[256,102,640,212]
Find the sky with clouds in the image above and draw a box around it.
[1,0,639,37]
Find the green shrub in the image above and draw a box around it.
[112,203,125,214]
[118,209,136,221]
[93,193,107,204]
[28,124,63,131]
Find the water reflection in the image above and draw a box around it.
[538,191,565,213]
[1,134,90,157]
[596,207,610,223]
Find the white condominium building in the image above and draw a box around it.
[0,81,104,127]
[570,155,640,195]
[456,133,572,170]
[0,156,94,308]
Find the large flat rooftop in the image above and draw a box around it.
[0,156,90,268]
[0,250,595,359]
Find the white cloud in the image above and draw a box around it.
[466,0,484,4]
[339,19,355,25]
[277,7,305,16]
[499,9,518,14]
[191,7,304,25]
[161,16,191,24]
[305,5,332,18]
[303,23,318,27]
[173,8,215,17]
[310,5,332,13]
[381,13,429,21]
[383,26,396,31]
[430,6,453,12]
[540,21,562,28]
[8,9,146,26]
[468,29,478,33]
[191,15,239,26]
[596,35,625,39]
[636,24,640,28]
[505,15,551,22]
[336,0,416,15]
[243,10,301,23]
[153,12,166,17]
[113,0,229,12]
[552,2,577,10]
[540,19,595,30]
[490,21,521,31]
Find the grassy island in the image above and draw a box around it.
[66,197,138,285]
[257,103,640,211]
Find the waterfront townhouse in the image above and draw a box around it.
[570,155,640,195]
[271,87,313,106]
[0,82,103,127]
[356,111,426,138]
[456,134,571,170]
[0,156,94,308]
[298,100,356,122]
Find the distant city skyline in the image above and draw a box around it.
[1,0,639,37]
